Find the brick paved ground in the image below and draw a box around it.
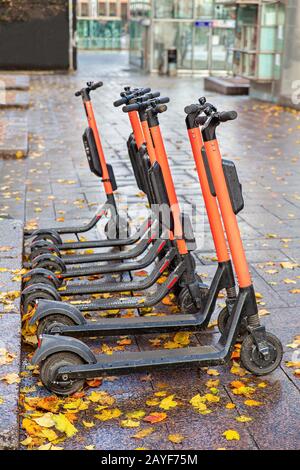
[1,51,299,449]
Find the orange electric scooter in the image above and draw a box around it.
[26,84,156,255]
[31,100,282,396]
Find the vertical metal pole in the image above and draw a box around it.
[69,0,74,71]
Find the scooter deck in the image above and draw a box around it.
[59,238,150,265]
[58,237,167,279]
[77,344,221,375]
[60,248,176,296]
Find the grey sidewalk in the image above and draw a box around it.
[0,51,299,450]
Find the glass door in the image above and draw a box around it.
[193,24,210,71]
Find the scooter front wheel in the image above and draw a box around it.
[40,352,85,396]
[240,332,283,376]
[217,307,247,342]
[178,286,205,315]
[37,314,76,337]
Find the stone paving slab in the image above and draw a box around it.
[0,74,30,91]
[0,314,21,450]
[0,219,23,449]
[0,110,28,159]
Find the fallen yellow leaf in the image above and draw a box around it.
[222,429,240,441]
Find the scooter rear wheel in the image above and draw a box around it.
[217,307,247,342]
[30,245,61,261]
[240,332,283,375]
[22,290,57,315]
[32,258,64,274]
[32,232,62,246]
[40,352,85,396]
[37,314,76,337]
[23,275,57,290]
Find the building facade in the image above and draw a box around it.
[129,0,300,106]
[129,1,237,74]
[77,0,129,49]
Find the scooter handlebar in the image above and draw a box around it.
[184,103,200,115]
[123,102,139,112]
[219,111,238,122]
[113,87,152,107]
[75,81,103,97]
[122,96,169,113]
[114,96,127,107]
[90,81,103,91]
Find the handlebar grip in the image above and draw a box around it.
[156,104,168,113]
[91,81,103,90]
[158,96,170,104]
[184,103,200,115]
[114,97,127,107]
[140,87,151,95]
[148,91,160,99]
[74,91,81,97]
[122,102,139,113]
[219,111,238,122]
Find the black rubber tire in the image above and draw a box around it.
[217,307,248,342]
[32,258,63,274]
[22,290,56,315]
[23,275,56,290]
[32,233,61,246]
[40,352,85,396]
[240,332,283,376]
[178,286,199,315]
[37,314,76,337]
[30,245,61,261]
[104,217,130,240]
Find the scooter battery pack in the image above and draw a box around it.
[222,159,244,215]
[201,148,244,215]
[127,135,144,192]
[83,128,103,178]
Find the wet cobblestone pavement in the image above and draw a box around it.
[0,51,299,450]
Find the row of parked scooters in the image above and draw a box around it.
[21,82,283,396]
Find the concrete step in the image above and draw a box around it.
[204,76,249,95]
[0,90,30,110]
[0,74,30,91]
[0,110,28,159]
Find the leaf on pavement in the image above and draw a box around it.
[52,413,78,438]
[222,429,240,441]
[143,412,167,424]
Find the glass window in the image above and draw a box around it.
[98,2,106,16]
[154,0,193,19]
[80,2,89,17]
[194,25,210,70]
[109,2,117,17]
[195,0,213,18]
[121,3,128,20]
[211,28,235,71]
